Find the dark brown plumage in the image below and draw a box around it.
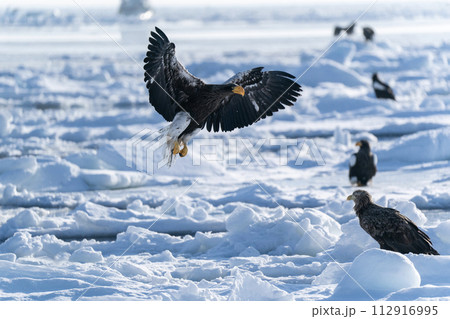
[347,190,439,255]
[349,140,377,186]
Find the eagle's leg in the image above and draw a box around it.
[179,144,188,157]
[177,126,200,158]
[172,140,181,155]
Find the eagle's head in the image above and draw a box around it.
[347,190,373,213]
[355,139,370,150]
[372,73,379,82]
[231,84,245,96]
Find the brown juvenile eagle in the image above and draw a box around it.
[143,27,302,165]
[347,190,439,255]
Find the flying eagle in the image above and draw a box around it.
[372,73,396,100]
[349,140,377,186]
[347,190,439,255]
[143,27,302,165]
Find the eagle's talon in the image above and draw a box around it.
[179,145,188,157]
[173,141,180,155]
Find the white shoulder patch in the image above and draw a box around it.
[373,153,378,165]
[349,154,357,167]
[373,81,385,91]
[350,176,358,184]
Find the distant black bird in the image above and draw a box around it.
[349,140,377,186]
[345,22,356,35]
[143,27,302,165]
[334,22,356,36]
[372,73,396,100]
[363,27,375,41]
[347,190,439,255]
[334,26,342,36]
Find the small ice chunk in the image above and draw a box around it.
[69,247,104,263]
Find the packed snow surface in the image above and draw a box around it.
[0,0,449,300]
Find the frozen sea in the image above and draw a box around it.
[0,0,450,301]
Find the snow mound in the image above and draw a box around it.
[80,169,148,190]
[228,270,294,301]
[434,221,450,245]
[411,188,450,210]
[331,218,378,262]
[407,254,450,286]
[225,205,261,233]
[0,209,42,239]
[323,41,356,65]
[225,206,341,256]
[112,260,152,278]
[312,261,350,286]
[398,53,434,71]
[69,247,104,263]
[175,282,219,301]
[301,59,367,87]
[419,96,447,111]
[377,127,450,163]
[0,253,16,262]
[0,232,68,258]
[386,286,450,301]
[0,158,87,192]
[331,249,421,300]
[0,157,37,174]
[26,160,83,192]
[388,199,427,227]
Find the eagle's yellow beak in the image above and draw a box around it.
[355,141,362,146]
[232,86,245,96]
[347,195,353,201]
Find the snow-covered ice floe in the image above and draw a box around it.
[0,0,450,300]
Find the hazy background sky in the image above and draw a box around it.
[0,0,418,9]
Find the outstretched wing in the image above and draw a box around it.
[204,67,302,132]
[144,27,205,122]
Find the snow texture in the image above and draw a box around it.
[0,0,449,301]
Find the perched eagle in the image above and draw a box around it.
[363,27,375,41]
[347,190,439,255]
[349,140,377,186]
[143,27,302,165]
[334,22,356,36]
[372,73,396,100]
